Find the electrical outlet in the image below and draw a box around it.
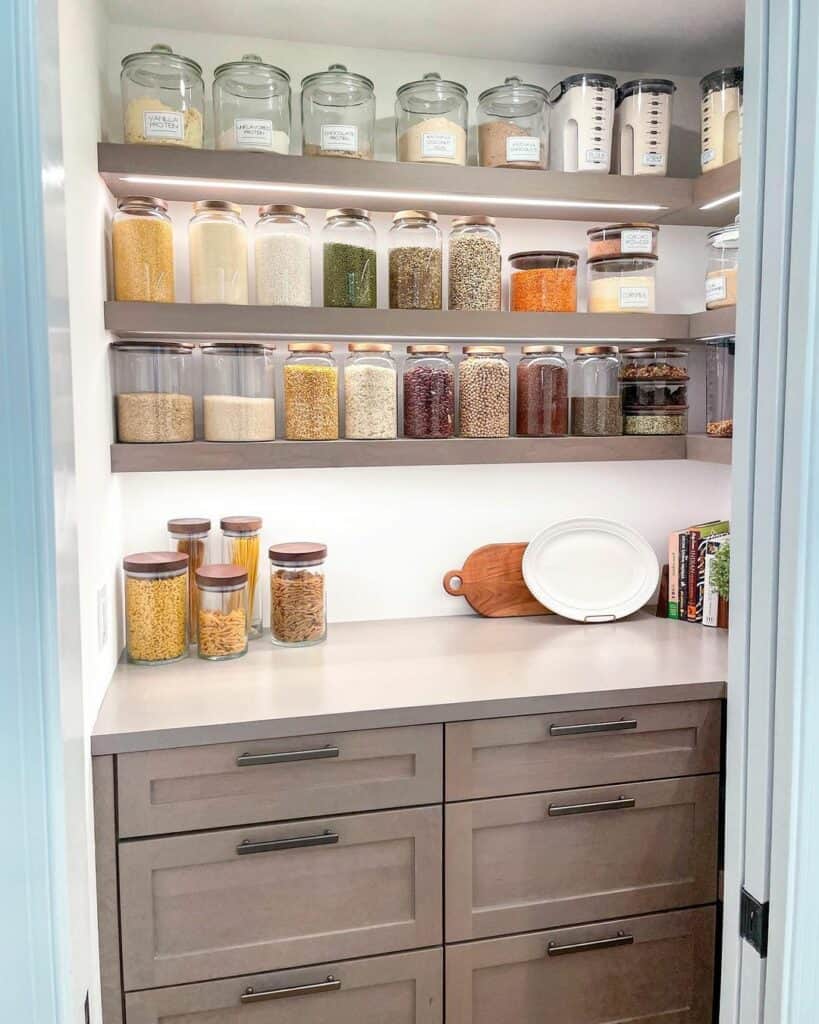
[97,584,108,650]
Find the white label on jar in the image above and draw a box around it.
[506,136,541,162]
[422,132,456,159]
[585,147,607,164]
[320,123,358,152]
[706,274,728,302]
[143,110,184,140]
[234,117,273,148]
[619,285,650,309]
[701,147,716,166]
[621,229,654,254]
[642,151,664,167]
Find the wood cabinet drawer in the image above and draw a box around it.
[445,775,718,941]
[446,906,715,1024]
[117,724,442,837]
[445,700,722,801]
[119,805,442,990]
[125,948,442,1024]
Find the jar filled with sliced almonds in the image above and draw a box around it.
[269,543,327,647]
[195,564,249,661]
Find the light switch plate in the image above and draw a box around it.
[97,584,108,650]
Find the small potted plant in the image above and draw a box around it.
[711,541,730,628]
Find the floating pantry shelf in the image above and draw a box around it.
[98,144,741,227]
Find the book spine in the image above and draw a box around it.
[686,530,702,621]
[703,551,719,627]
[679,532,689,621]
[668,532,680,619]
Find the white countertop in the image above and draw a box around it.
[91,612,728,755]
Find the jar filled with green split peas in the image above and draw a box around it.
[284,342,339,439]
[123,551,189,665]
[195,564,249,660]
[220,516,263,639]
[322,208,377,308]
[112,197,175,303]
[269,543,328,647]
[189,201,249,304]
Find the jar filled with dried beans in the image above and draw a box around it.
[509,251,578,312]
[448,216,502,311]
[112,197,175,303]
[403,344,455,438]
[269,543,327,647]
[123,551,189,665]
[195,564,249,661]
[344,343,397,439]
[388,210,442,309]
[284,342,339,440]
[516,345,569,437]
[167,517,211,644]
[459,345,510,438]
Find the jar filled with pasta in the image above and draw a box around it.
[220,516,263,638]
[195,564,249,661]
[123,551,189,665]
[269,543,327,647]
[284,343,339,439]
[167,517,211,644]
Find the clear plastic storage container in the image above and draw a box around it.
[167,518,211,645]
[587,255,657,313]
[112,197,175,303]
[213,54,291,153]
[202,343,276,441]
[619,347,688,380]
[700,67,743,172]
[448,216,502,311]
[614,79,676,176]
[322,208,377,308]
[284,342,339,440]
[706,337,735,437]
[548,73,616,173]
[459,346,510,438]
[121,43,204,147]
[623,407,688,435]
[477,76,550,169]
[516,345,569,437]
[220,516,263,638]
[706,217,739,309]
[586,223,659,260]
[254,204,312,307]
[112,341,195,443]
[396,73,468,165]
[344,343,397,439]
[301,64,375,159]
[509,251,578,312]
[269,543,328,647]
[388,210,442,310]
[620,378,689,409]
[196,564,249,661]
[570,345,622,436]
[189,201,249,304]
[403,344,455,439]
[123,551,189,665]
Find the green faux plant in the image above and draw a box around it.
[711,542,731,601]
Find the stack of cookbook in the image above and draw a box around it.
[667,520,729,627]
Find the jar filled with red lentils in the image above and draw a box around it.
[509,250,578,312]
[516,345,569,437]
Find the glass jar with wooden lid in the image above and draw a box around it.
[167,518,211,644]
[123,551,189,665]
[403,344,455,439]
[459,345,510,438]
[269,543,328,647]
[195,564,249,661]
[284,342,339,440]
[344,343,397,439]
[220,516,263,639]
[516,345,569,437]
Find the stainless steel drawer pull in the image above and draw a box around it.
[549,719,637,737]
[236,745,340,767]
[241,975,341,1004]
[548,796,636,817]
[236,830,339,855]
[547,932,633,957]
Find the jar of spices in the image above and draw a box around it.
[388,211,442,310]
[570,345,622,436]
[586,223,659,260]
[220,516,263,638]
[255,204,312,307]
[301,64,375,159]
[516,345,569,437]
[196,564,249,661]
[344,343,397,439]
[189,201,249,304]
[167,518,211,645]
[706,218,739,309]
[614,79,676,176]
[509,251,579,312]
[706,336,735,437]
[284,342,339,440]
[403,344,455,439]
[202,343,276,442]
[448,216,502,311]
[619,347,687,380]
[112,341,195,443]
[396,73,468,166]
[587,255,657,313]
[700,67,743,172]
[477,76,550,169]
[322,208,377,308]
[213,54,291,153]
[459,346,510,438]
[121,43,204,148]
[269,543,327,647]
[123,551,189,665]
[112,197,175,303]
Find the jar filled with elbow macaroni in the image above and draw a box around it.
[123,551,189,665]
[195,564,249,661]
[269,543,327,647]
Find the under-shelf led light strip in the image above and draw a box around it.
[121,331,669,344]
[699,190,741,211]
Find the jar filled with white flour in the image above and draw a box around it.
[189,201,249,305]
[396,73,468,166]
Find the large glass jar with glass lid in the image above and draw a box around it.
[706,217,739,309]
[121,43,204,147]
[322,208,377,308]
[189,201,249,304]
[388,211,442,309]
[255,205,311,307]
[301,64,375,159]
[344,343,397,439]
[396,73,468,165]
[202,343,276,442]
[477,77,550,169]
[570,345,622,436]
[213,54,291,153]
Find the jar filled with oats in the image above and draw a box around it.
[284,343,339,439]
[269,543,327,647]
[195,564,249,661]
[123,551,189,665]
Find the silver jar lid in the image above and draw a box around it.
[121,42,202,78]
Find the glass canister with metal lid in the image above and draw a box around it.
[570,345,622,436]
[516,345,569,437]
[255,204,312,307]
[706,336,735,437]
[344,343,397,439]
[403,345,455,439]
[396,72,468,165]
[322,208,377,308]
[448,216,502,311]
[459,345,510,438]
[301,64,375,159]
[388,210,442,310]
[284,342,339,440]
[112,197,175,303]
[189,201,249,305]
[706,217,739,309]
[213,54,291,153]
[121,43,204,147]
[477,76,550,169]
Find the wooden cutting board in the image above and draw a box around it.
[443,542,552,617]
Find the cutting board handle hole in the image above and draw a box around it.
[443,571,463,595]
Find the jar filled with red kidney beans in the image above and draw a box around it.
[516,344,569,436]
[402,344,455,438]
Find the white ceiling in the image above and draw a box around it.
[106,0,745,75]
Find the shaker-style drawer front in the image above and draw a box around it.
[117,724,442,837]
[445,700,722,801]
[125,948,443,1024]
[445,775,718,941]
[446,906,716,1024]
[119,805,442,990]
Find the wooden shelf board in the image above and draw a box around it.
[688,306,736,339]
[686,434,732,464]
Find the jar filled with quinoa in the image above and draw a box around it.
[269,543,327,647]
[123,551,189,665]
[459,345,510,438]
[112,341,196,443]
[403,344,455,439]
[195,564,249,661]
[112,197,175,302]
[284,343,339,440]
[448,216,502,311]
[509,250,578,312]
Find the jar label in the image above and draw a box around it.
[506,136,541,162]
[234,117,274,148]
[320,123,359,152]
[701,147,716,166]
[641,151,664,167]
[584,147,607,164]
[422,132,456,159]
[143,110,184,140]
[706,274,728,302]
[621,229,654,254]
[619,285,650,309]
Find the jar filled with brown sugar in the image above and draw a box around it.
[112,197,175,302]
[269,543,327,647]
[516,345,569,436]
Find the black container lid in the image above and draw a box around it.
[700,66,743,94]
[617,78,676,103]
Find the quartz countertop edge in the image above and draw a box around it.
[91,612,728,756]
